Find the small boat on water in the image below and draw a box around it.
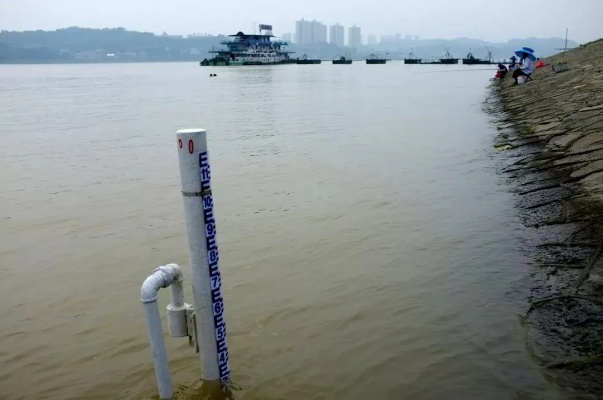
[438,49,458,64]
[333,55,352,65]
[366,53,386,64]
[404,51,421,64]
[462,51,493,65]
[296,54,322,64]
[421,49,458,65]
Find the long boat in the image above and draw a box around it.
[438,49,458,64]
[404,51,421,64]
[333,55,353,64]
[199,24,294,66]
[366,53,386,64]
[296,54,321,64]
[462,51,493,65]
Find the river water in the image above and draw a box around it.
[0,62,561,400]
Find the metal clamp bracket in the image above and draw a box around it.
[187,308,200,353]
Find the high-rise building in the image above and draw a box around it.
[283,33,292,42]
[296,18,327,44]
[295,19,312,44]
[367,35,377,45]
[329,23,345,47]
[311,20,327,43]
[348,25,361,48]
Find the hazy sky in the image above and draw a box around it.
[1,0,602,43]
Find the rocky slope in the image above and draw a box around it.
[490,39,603,399]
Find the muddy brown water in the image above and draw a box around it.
[0,63,563,399]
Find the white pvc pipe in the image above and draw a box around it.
[141,264,183,400]
[169,270,184,308]
[141,264,184,304]
[166,268,189,338]
[176,129,230,383]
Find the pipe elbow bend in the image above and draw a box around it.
[140,264,182,303]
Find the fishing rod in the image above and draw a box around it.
[442,45,453,58]
[479,33,493,62]
[414,68,497,74]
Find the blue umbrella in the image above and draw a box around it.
[515,49,536,61]
[522,47,534,53]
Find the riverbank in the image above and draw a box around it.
[491,39,603,397]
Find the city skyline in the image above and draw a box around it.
[294,19,368,47]
[286,19,424,47]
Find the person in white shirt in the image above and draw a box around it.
[512,52,534,85]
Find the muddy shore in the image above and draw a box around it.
[487,39,603,398]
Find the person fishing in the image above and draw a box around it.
[508,56,518,70]
[495,63,508,80]
[512,49,535,85]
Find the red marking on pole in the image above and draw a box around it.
[188,140,194,154]
[178,139,183,148]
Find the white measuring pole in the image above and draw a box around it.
[176,129,230,383]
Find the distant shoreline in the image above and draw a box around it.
[1,27,577,65]
[0,59,199,65]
